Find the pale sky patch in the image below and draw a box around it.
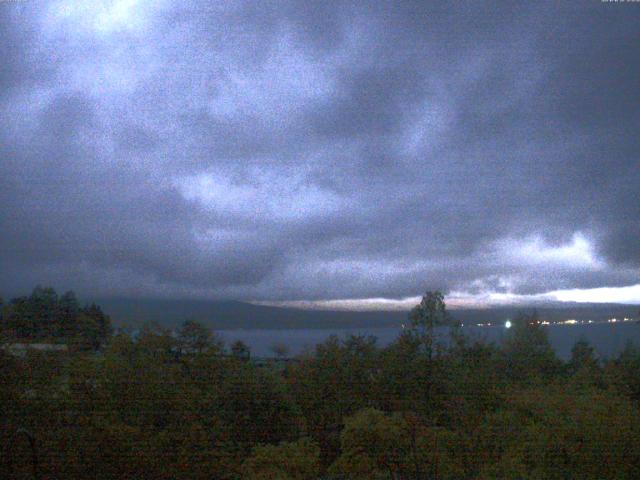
[548,284,640,305]
[46,0,152,34]
[174,171,343,221]
[494,232,602,269]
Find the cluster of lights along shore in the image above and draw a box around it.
[472,317,637,329]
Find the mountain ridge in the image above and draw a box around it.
[93,297,640,330]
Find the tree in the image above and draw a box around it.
[0,288,112,347]
[1,288,58,340]
[58,290,80,338]
[408,425,466,480]
[605,341,640,401]
[176,319,216,354]
[409,291,451,359]
[568,337,599,376]
[439,340,504,430]
[1,296,30,339]
[286,334,385,465]
[242,438,321,480]
[270,342,290,359]
[30,286,59,337]
[477,385,640,479]
[72,312,103,351]
[80,303,113,349]
[500,311,561,382]
[136,322,176,359]
[231,340,251,360]
[329,408,409,479]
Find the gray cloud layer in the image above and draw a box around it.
[1,1,639,302]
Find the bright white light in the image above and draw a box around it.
[96,0,140,32]
[505,320,512,329]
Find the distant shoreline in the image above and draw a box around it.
[95,297,640,330]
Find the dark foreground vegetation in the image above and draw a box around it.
[3,289,640,479]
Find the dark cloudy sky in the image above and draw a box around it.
[1,0,639,308]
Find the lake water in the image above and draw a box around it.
[218,322,640,360]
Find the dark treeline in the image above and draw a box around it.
[2,290,640,479]
[0,286,112,350]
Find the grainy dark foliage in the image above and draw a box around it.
[2,291,640,478]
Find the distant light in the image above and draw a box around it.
[505,320,512,329]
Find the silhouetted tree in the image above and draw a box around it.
[30,286,58,338]
[58,290,80,337]
[270,342,290,359]
[605,341,640,401]
[0,288,111,348]
[231,340,250,360]
[501,311,561,382]
[176,319,215,354]
[80,303,113,349]
[568,337,599,375]
[409,290,450,359]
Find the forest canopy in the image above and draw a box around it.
[2,289,640,479]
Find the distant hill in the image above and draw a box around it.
[94,298,406,330]
[93,297,639,330]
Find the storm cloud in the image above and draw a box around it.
[1,1,639,305]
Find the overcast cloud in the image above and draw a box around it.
[1,1,639,307]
